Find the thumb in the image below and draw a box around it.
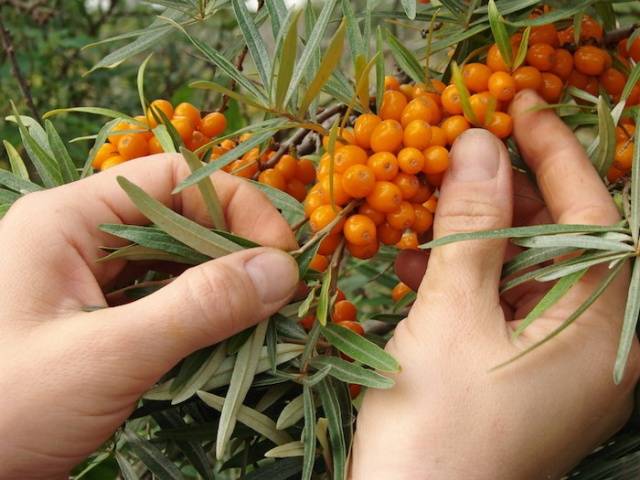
[83,247,299,376]
[418,129,512,312]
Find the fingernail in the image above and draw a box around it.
[245,249,299,303]
[449,129,500,182]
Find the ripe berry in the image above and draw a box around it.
[600,68,626,97]
[529,24,559,46]
[171,116,195,142]
[526,43,556,72]
[574,46,609,76]
[579,15,604,42]
[118,134,150,160]
[275,154,298,180]
[286,178,307,201]
[93,143,117,169]
[370,119,404,153]
[258,168,287,191]
[540,73,563,103]
[396,230,419,250]
[467,92,495,125]
[551,49,574,79]
[462,63,492,93]
[148,136,164,155]
[347,241,379,259]
[616,124,636,143]
[486,43,509,72]
[412,204,434,233]
[408,183,433,204]
[401,96,442,127]
[358,203,386,226]
[320,174,351,206]
[488,72,516,102]
[344,214,377,246]
[398,147,425,174]
[614,142,634,170]
[630,36,640,62]
[232,158,259,179]
[146,99,174,128]
[187,130,210,152]
[403,119,432,150]
[429,126,447,147]
[393,173,420,199]
[200,112,227,137]
[387,201,415,230]
[485,112,513,139]
[100,155,126,170]
[378,222,403,245]
[423,145,449,174]
[513,66,543,91]
[309,254,329,272]
[441,115,470,145]
[174,102,201,129]
[367,152,399,180]
[335,320,364,335]
[567,70,589,90]
[333,145,368,173]
[342,164,376,198]
[304,185,329,217]
[384,75,400,90]
[333,300,357,322]
[354,113,382,149]
[318,234,341,255]
[391,282,412,302]
[441,84,463,115]
[349,383,362,399]
[309,204,344,234]
[423,194,438,213]
[380,90,408,121]
[366,181,403,213]
[296,158,316,184]
[107,121,131,148]
[299,314,315,331]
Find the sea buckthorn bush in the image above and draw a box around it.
[2,1,640,479]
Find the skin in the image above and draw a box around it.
[0,90,636,479]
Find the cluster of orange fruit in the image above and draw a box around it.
[610,117,637,182]
[92,99,227,171]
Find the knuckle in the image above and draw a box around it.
[436,197,506,234]
[557,203,618,226]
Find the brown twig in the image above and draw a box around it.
[0,14,41,122]
[604,23,639,48]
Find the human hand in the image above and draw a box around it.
[0,154,299,480]
[352,90,640,479]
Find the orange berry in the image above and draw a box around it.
[441,84,463,115]
[486,43,509,72]
[174,102,201,129]
[370,119,404,153]
[396,230,419,250]
[403,119,432,150]
[393,172,420,199]
[354,113,382,149]
[429,126,447,147]
[200,112,227,137]
[567,70,589,90]
[309,204,345,234]
[358,203,386,226]
[580,15,604,42]
[631,36,640,63]
[220,139,236,150]
[333,145,368,173]
[616,125,636,143]
[366,181,403,213]
[286,178,307,201]
[526,43,556,72]
[401,96,442,127]
[347,241,379,259]
[488,71,516,102]
[607,166,625,183]
[132,115,153,140]
[299,314,315,331]
[574,46,609,76]
[333,300,357,322]
[441,115,470,145]
[349,383,362,399]
[466,92,495,125]
[296,158,316,184]
[342,164,376,198]
[386,201,415,230]
[367,152,399,181]
[378,222,403,245]
[614,142,635,170]
[275,154,298,180]
[146,99,174,128]
[529,24,559,46]
[107,121,131,148]
[391,282,412,302]
[412,204,434,233]
[423,145,449,174]
[187,130,210,152]
[118,134,150,160]
[423,194,438,213]
[513,66,543,91]
[551,49,574,80]
[304,184,328,216]
[148,136,164,155]
[316,153,332,180]
[93,143,117,169]
[320,174,351,206]
[259,168,287,190]
[100,155,126,170]
[232,157,259,179]
[628,85,640,106]
[398,147,425,174]
[336,320,364,336]
[426,172,444,187]
[600,68,626,97]
[540,73,563,103]
[584,77,599,96]
[384,75,400,90]
[318,234,342,255]
[344,214,377,246]
[462,63,492,93]
[408,183,433,204]
[171,116,194,142]
[309,254,329,272]
[485,112,513,139]
[379,90,408,121]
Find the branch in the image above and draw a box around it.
[0,14,41,122]
[604,23,639,48]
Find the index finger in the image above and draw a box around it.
[509,90,619,226]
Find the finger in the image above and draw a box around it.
[420,129,513,305]
[510,90,619,226]
[73,247,299,377]
[394,249,429,292]
[512,171,550,227]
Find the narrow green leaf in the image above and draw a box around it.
[98,244,199,264]
[45,120,78,183]
[316,378,346,480]
[401,0,416,19]
[535,253,630,282]
[275,9,301,110]
[248,179,305,223]
[74,452,112,479]
[137,53,153,115]
[375,26,384,112]
[216,320,269,458]
[343,0,365,69]
[116,177,240,258]
[384,28,424,84]
[301,385,316,480]
[614,258,640,384]
[591,96,617,177]
[266,0,287,37]
[172,343,227,404]
[115,452,139,480]
[508,0,592,27]
[450,61,477,124]
[43,107,138,122]
[3,140,29,180]
[310,356,394,388]
[512,26,531,70]
[513,234,634,252]
[83,119,117,178]
[0,169,42,193]
[488,0,512,69]
[122,430,184,480]
[190,80,267,111]
[317,268,332,326]
[232,0,272,87]
[276,394,304,430]
[245,458,303,480]
[630,110,640,244]
[502,246,577,278]
[265,441,305,458]
[256,383,294,412]
[321,323,400,372]
[152,124,177,153]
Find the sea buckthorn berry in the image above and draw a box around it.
[379,90,408,121]
[580,15,604,42]
[358,203,385,226]
[399,83,415,99]
[239,132,253,142]
[333,145,368,173]
[567,70,589,90]
[232,158,259,179]
[344,214,377,246]
[354,113,382,149]
[118,134,150,160]
[367,152,399,180]
[347,241,379,259]
[335,321,364,336]
[398,147,425,174]
[574,46,608,76]
[441,115,470,145]
[585,77,599,96]
[187,130,210,152]
[286,179,307,201]
[614,142,635,170]
[551,49,574,80]
[409,183,432,204]
[333,300,357,322]
[607,165,625,183]
[391,282,412,302]
[200,112,227,137]
[426,172,443,188]
[309,254,329,272]
[299,314,315,331]
[488,71,516,102]
[100,155,126,170]
[423,194,438,213]
[132,115,153,140]
[370,119,404,153]
[349,383,362,399]
[600,68,626,97]
[296,158,316,184]
[317,154,332,180]
[486,112,513,140]
[486,43,509,72]
[174,102,201,129]
[318,234,341,255]
[628,85,640,106]
[93,143,117,169]
[526,43,556,72]
[146,99,174,128]
[384,75,400,90]
[529,24,559,46]
[396,231,419,250]
[342,164,375,198]
[220,139,236,150]
[259,168,287,191]
[401,96,441,127]
[107,121,130,148]
[557,27,573,47]
[310,204,344,234]
[367,181,403,213]
[387,201,415,230]
[423,145,449,174]
[393,173,420,200]
[320,174,351,206]
[378,222,403,245]
[412,204,434,233]
[171,116,195,142]
[275,154,298,180]
[540,73,563,103]
[148,136,164,155]
[403,119,432,150]
[513,66,543,91]
[429,126,447,147]
[462,63,492,93]
[631,36,640,62]
[616,125,636,143]
[430,78,447,94]
[467,92,495,125]
[441,84,463,115]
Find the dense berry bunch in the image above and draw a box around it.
[610,117,637,182]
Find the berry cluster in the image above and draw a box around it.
[610,117,637,182]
